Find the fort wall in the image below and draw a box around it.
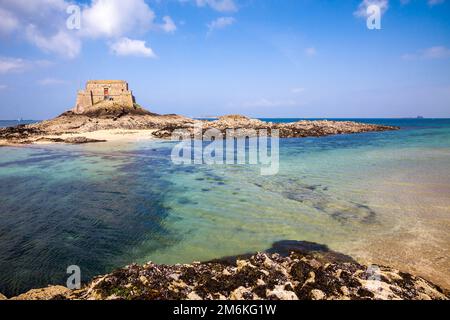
[73,80,135,114]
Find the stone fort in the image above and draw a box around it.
[73,80,135,114]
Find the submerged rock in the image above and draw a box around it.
[63,136,106,144]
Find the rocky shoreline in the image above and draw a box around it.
[0,103,398,146]
[2,242,448,300]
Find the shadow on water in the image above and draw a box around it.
[208,240,357,265]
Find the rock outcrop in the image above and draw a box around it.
[0,102,399,145]
[2,247,447,300]
[8,286,71,301]
[153,115,397,139]
[0,103,193,145]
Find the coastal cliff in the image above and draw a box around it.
[3,242,448,300]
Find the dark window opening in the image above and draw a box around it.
[104,88,109,100]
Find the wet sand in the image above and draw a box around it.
[348,170,450,290]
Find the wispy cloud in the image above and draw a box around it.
[0,0,78,58]
[428,0,446,6]
[291,87,306,94]
[304,47,317,57]
[401,0,446,6]
[0,84,7,90]
[354,0,389,18]
[37,78,67,86]
[0,57,27,74]
[160,16,177,33]
[242,98,298,108]
[0,56,52,74]
[26,26,81,59]
[110,37,157,58]
[0,7,19,35]
[207,17,235,34]
[183,0,238,12]
[402,46,450,60]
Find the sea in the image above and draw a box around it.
[0,118,449,296]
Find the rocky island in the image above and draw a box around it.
[2,241,448,300]
[0,80,398,146]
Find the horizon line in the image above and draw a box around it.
[2,117,450,121]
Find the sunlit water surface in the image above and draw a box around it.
[0,119,449,296]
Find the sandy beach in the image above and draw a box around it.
[34,129,159,144]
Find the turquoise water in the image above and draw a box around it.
[0,119,449,296]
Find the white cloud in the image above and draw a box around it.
[292,87,305,94]
[0,0,172,58]
[403,46,450,60]
[0,56,53,74]
[0,7,19,35]
[305,47,317,57]
[401,53,416,61]
[0,1,68,34]
[0,57,27,74]
[160,16,177,33]
[207,17,235,33]
[81,0,155,38]
[110,37,156,58]
[243,98,298,108]
[194,0,237,12]
[428,0,445,6]
[1,0,67,14]
[0,0,79,58]
[422,46,450,59]
[400,0,446,6]
[0,84,8,90]
[37,78,67,86]
[354,0,389,18]
[26,25,81,59]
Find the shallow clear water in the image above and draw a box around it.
[0,119,449,296]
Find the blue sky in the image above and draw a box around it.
[0,0,449,119]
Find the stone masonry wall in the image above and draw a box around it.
[73,80,134,114]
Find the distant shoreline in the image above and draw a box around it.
[4,117,450,124]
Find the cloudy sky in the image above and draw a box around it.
[0,0,449,119]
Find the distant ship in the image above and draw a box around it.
[417,116,424,119]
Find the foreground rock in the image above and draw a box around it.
[8,286,71,301]
[0,105,398,145]
[4,248,447,300]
